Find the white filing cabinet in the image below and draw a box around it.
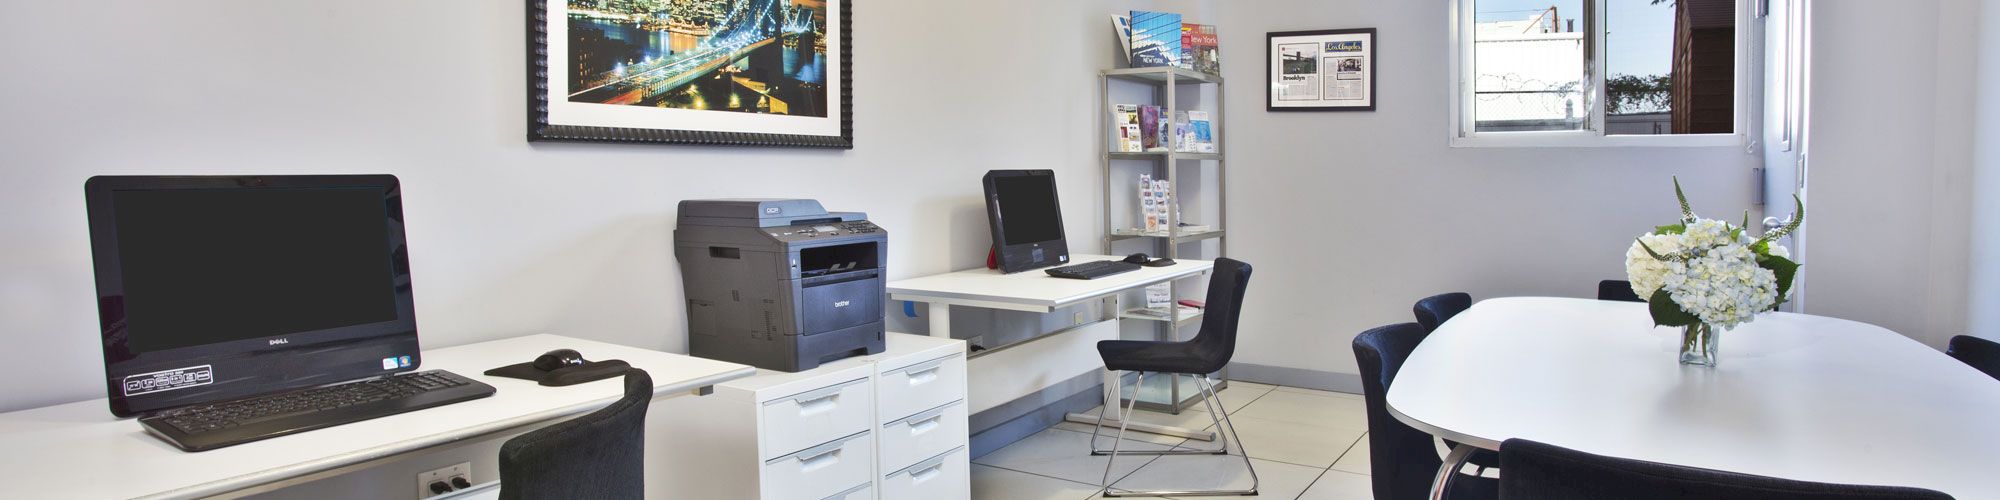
[651,333,967,500]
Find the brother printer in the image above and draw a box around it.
[674,199,887,372]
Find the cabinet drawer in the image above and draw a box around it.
[761,377,874,459]
[878,401,967,473]
[821,482,872,500]
[880,446,969,500]
[877,354,965,423]
[762,431,875,500]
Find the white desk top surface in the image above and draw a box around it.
[0,334,755,500]
[1388,297,2000,498]
[886,254,1213,311]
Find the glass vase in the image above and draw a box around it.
[1679,323,1719,367]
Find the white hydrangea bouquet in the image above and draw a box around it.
[1626,178,1803,366]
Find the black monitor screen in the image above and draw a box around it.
[993,175,1063,245]
[87,175,422,417]
[112,188,398,353]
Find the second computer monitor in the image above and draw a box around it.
[983,169,1070,273]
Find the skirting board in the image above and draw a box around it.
[967,371,1105,459]
[1224,362,1364,394]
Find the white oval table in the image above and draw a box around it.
[1387,297,2000,499]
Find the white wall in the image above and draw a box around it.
[1970,0,2000,340]
[1211,1,1759,379]
[0,0,1210,413]
[1801,0,1981,348]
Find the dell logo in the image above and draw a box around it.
[268,338,289,346]
[833,300,851,308]
[765,207,781,214]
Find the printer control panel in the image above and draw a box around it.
[768,221,880,240]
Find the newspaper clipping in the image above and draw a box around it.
[1267,28,1375,110]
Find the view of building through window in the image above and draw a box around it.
[1472,0,1735,135]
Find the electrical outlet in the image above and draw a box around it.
[1074,311,1086,325]
[417,462,471,498]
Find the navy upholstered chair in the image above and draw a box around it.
[1413,292,1472,333]
[499,369,652,500]
[1091,258,1257,497]
[1946,335,2000,382]
[1597,280,1645,302]
[1354,323,1498,500]
[1497,438,1954,500]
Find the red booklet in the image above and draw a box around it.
[1178,299,1205,309]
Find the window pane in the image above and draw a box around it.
[1606,0,1734,134]
[1473,0,1588,132]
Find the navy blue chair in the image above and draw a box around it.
[1947,335,2000,382]
[1497,438,1954,500]
[1413,292,1472,333]
[1598,280,1645,302]
[1354,323,1498,500]
[1091,258,1257,497]
[499,369,652,500]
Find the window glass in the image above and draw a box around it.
[1606,0,1735,134]
[1473,0,1588,132]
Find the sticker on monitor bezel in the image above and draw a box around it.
[121,365,214,397]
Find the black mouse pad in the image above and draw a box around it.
[485,359,632,387]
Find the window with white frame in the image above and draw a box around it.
[1450,0,1751,146]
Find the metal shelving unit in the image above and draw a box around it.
[1099,66,1227,414]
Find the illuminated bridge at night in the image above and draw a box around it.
[569,0,823,105]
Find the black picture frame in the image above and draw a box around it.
[1266,28,1376,112]
[526,0,854,148]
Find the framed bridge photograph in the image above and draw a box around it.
[527,0,852,148]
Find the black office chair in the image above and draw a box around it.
[1947,335,2000,381]
[1354,323,1497,500]
[499,369,652,500]
[1090,258,1257,497]
[1408,294,1502,470]
[1497,438,1954,500]
[1597,280,1645,302]
[1413,292,1472,334]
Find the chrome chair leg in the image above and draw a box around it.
[1100,372,1145,490]
[1091,373,1230,456]
[1104,375,1259,497]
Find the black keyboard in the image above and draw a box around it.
[1045,260,1142,280]
[139,370,496,452]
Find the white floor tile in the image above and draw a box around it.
[973,427,1170,487]
[1197,415,1365,468]
[1271,385,1364,400]
[1297,469,1376,500]
[1051,405,1213,447]
[1183,380,1276,414]
[1232,390,1370,431]
[1110,456,1323,499]
[1329,433,1370,475]
[970,464,1104,500]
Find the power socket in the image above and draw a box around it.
[416,462,471,498]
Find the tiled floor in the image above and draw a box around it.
[972,380,1378,499]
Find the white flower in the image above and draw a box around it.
[1766,244,1790,260]
[1625,218,1782,330]
[1625,232,1683,300]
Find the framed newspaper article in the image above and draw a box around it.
[1266,28,1375,111]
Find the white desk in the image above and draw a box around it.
[887,255,1213,439]
[1388,297,2000,499]
[0,334,755,500]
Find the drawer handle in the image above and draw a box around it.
[906,366,941,385]
[907,413,943,434]
[911,462,945,483]
[797,448,842,471]
[796,393,840,414]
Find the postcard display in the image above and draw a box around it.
[1098,12,1233,411]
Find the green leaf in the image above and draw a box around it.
[1649,288,1700,327]
[1759,254,1800,310]
[1653,223,1686,235]
[1673,176,1694,222]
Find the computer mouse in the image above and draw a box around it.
[1143,258,1177,267]
[1122,253,1151,264]
[533,349,589,371]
